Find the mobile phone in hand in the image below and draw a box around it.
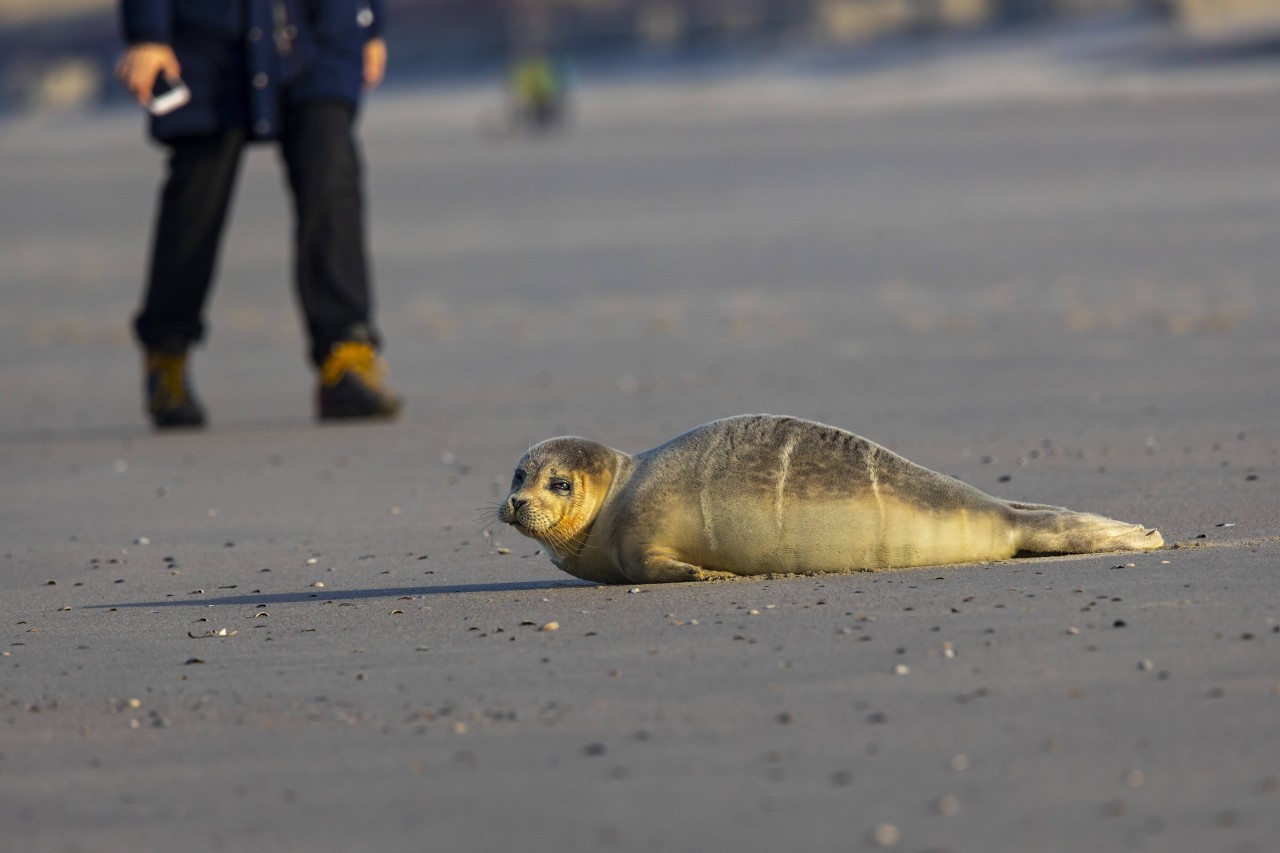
[148,74,190,116]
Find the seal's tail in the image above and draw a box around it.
[1006,502,1164,555]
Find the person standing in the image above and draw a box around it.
[116,0,402,427]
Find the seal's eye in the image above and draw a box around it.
[549,478,572,495]
[511,469,525,487]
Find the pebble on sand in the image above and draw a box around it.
[870,823,901,847]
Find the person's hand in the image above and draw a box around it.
[116,43,181,106]
[363,37,387,91]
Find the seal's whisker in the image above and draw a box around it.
[545,525,600,559]
[537,527,566,552]
[472,503,513,542]
[471,505,504,530]
[472,503,503,523]
[540,527,579,559]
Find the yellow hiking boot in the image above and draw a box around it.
[317,341,403,421]
[144,349,207,429]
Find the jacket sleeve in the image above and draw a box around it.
[366,0,385,40]
[120,0,173,45]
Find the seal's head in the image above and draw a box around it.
[500,437,621,558]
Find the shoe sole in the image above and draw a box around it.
[317,405,402,422]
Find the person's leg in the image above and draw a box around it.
[279,100,376,365]
[134,130,247,352]
[280,100,400,419]
[134,129,246,427]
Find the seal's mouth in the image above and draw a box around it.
[501,507,541,538]
[500,495,564,543]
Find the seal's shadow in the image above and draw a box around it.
[83,580,598,610]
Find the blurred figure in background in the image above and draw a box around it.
[505,2,570,131]
[115,0,402,429]
[509,47,569,131]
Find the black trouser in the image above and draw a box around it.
[134,100,378,367]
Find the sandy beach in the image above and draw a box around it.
[2,22,1278,852]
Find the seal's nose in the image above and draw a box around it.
[509,496,527,514]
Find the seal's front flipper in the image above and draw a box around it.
[626,549,738,583]
[1011,506,1164,555]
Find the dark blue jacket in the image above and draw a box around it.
[121,1,384,141]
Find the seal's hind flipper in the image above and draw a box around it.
[1010,506,1164,555]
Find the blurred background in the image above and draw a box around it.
[3,8,1279,851]
[2,0,1279,443]
[3,0,1280,114]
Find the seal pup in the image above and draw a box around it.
[497,414,1163,584]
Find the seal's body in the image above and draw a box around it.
[499,415,1163,584]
